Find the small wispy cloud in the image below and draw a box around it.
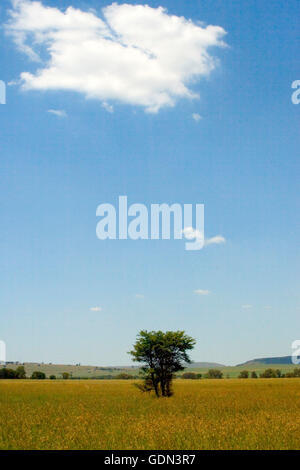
[194,289,210,295]
[264,305,272,309]
[47,109,67,118]
[7,79,21,86]
[182,228,226,247]
[204,235,226,246]
[102,102,114,113]
[192,113,202,122]
[90,306,102,312]
[135,294,144,299]
[242,304,252,309]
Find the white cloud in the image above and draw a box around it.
[182,228,226,247]
[7,79,21,86]
[6,1,227,113]
[135,294,144,299]
[192,113,202,122]
[241,304,252,309]
[90,306,102,312]
[194,289,210,295]
[47,109,67,117]
[102,102,114,113]
[204,235,226,246]
[264,305,272,309]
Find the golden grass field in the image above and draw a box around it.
[1,379,300,450]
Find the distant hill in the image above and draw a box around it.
[5,362,139,379]
[186,362,225,368]
[237,356,296,366]
[5,361,225,377]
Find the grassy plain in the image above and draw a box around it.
[0,379,300,450]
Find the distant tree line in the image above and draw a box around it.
[0,367,73,380]
[0,367,141,380]
[0,367,49,379]
[180,368,300,379]
[180,369,223,379]
[238,368,300,378]
[0,366,26,379]
[1,364,300,381]
[181,368,300,379]
[181,372,202,379]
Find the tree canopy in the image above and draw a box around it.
[129,330,195,397]
[31,371,46,380]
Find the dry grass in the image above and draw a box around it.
[0,379,300,450]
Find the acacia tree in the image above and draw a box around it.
[129,330,195,397]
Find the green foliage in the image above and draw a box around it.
[251,371,258,378]
[115,373,132,379]
[238,370,249,379]
[260,368,282,378]
[0,366,26,379]
[15,366,26,379]
[0,368,18,379]
[31,371,46,380]
[181,372,202,379]
[129,330,195,397]
[207,369,223,379]
[62,372,70,380]
[293,368,300,377]
[49,375,56,380]
[285,368,300,378]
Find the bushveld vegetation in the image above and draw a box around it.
[0,379,300,450]
[31,371,46,380]
[181,372,202,379]
[206,369,223,379]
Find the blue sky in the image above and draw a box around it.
[0,0,299,366]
